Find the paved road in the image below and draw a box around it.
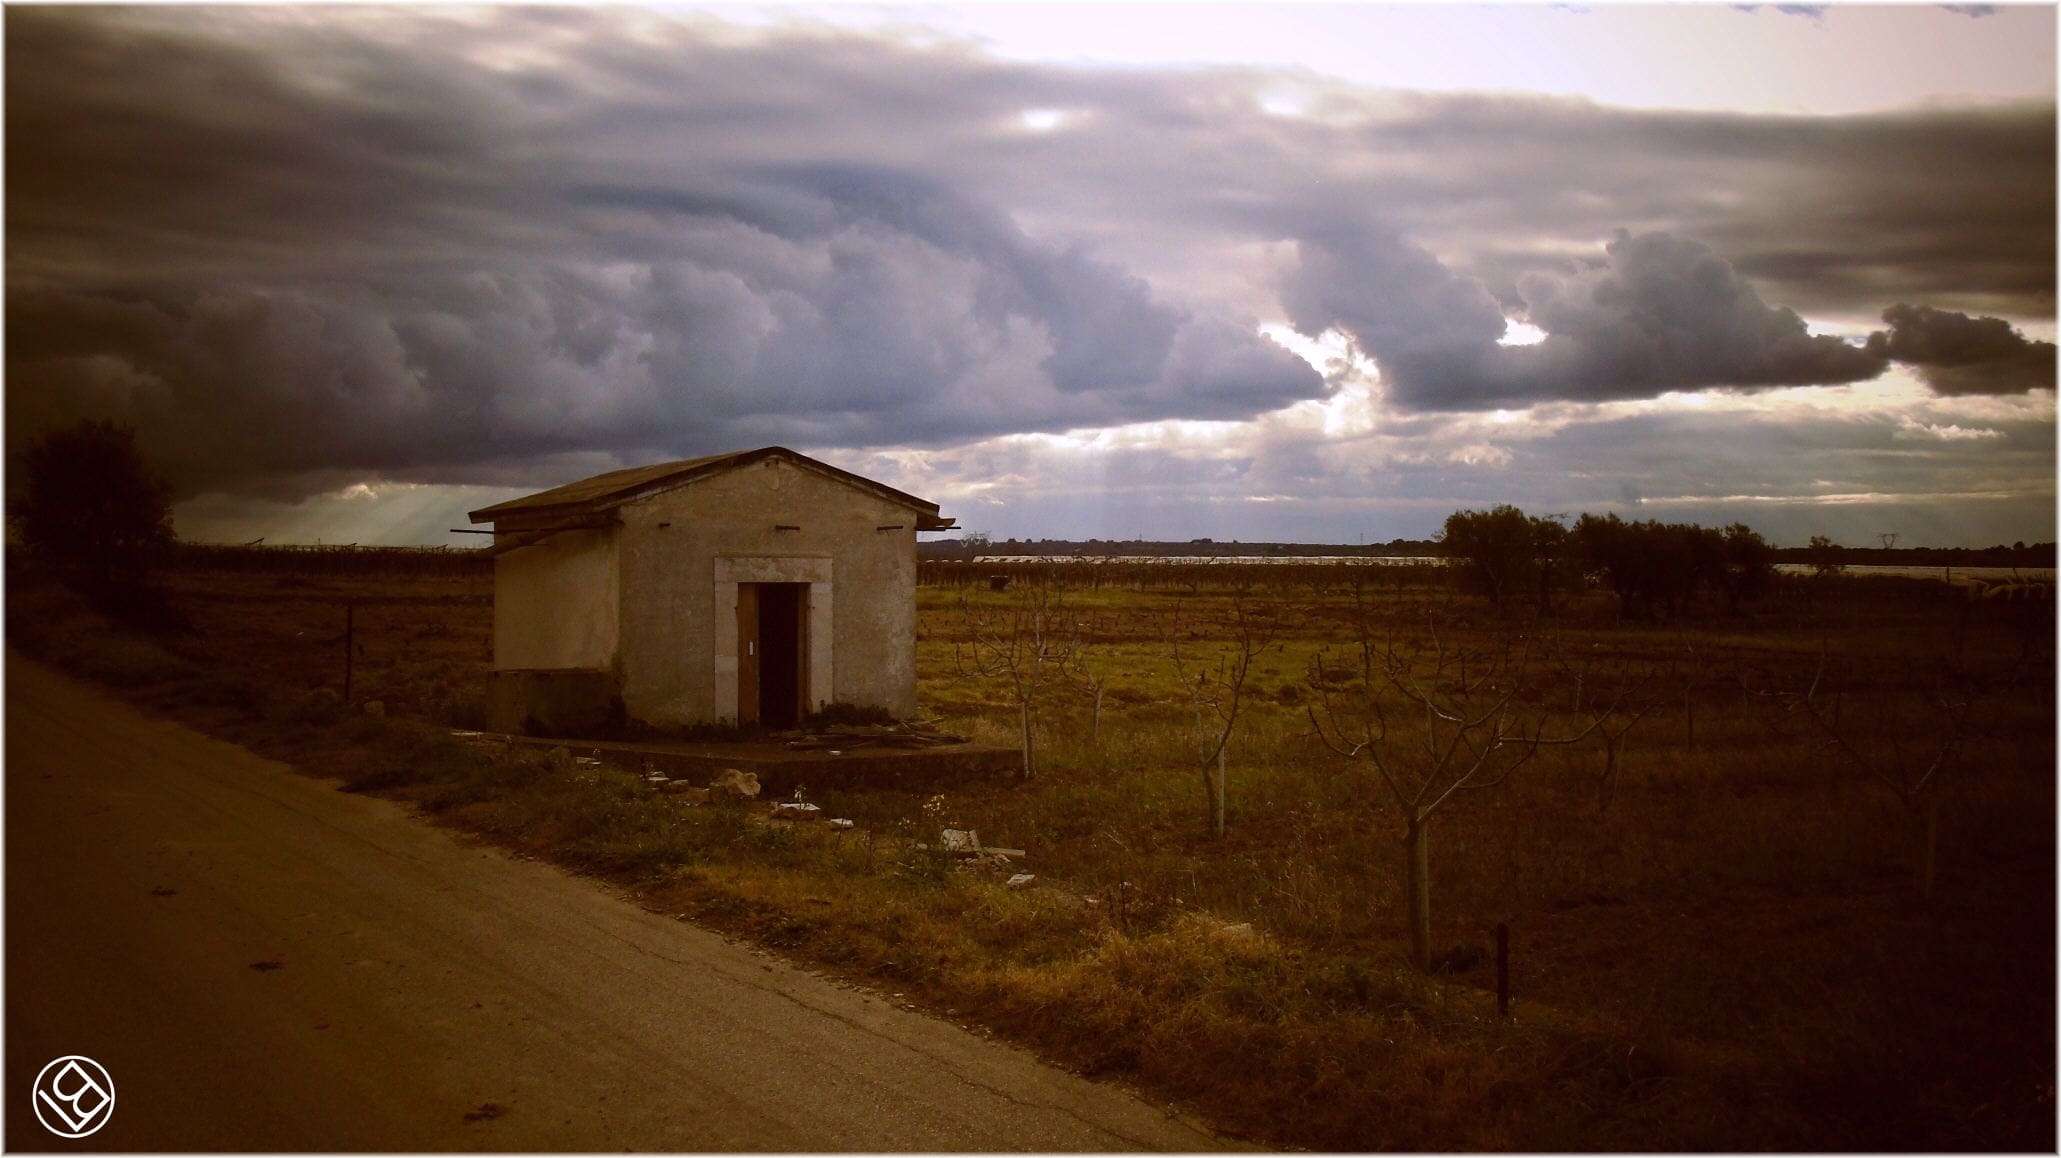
[5,655,1227,1151]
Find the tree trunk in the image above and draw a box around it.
[1917,795,1939,899]
[1019,699,1036,780]
[1210,745,1227,838]
[1597,738,1620,810]
[1406,813,1432,971]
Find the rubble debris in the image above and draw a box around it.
[827,818,855,830]
[770,801,823,821]
[921,829,1027,861]
[1006,873,1037,890]
[783,721,972,752]
[709,768,761,800]
[574,756,603,769]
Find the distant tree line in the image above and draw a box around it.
[919,536,1440,561]
[168,542,491,577]
[917,556,1444,593]
[1439,505,1777,618]
[8,420,496,593]
[1770,540,2055,570]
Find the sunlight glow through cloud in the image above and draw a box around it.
[1499,321,1547,346]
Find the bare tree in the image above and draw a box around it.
[1772,654,1980,899]
[954,579,1084,780]
[1546,643,1663,809]
[1075,653,1110,748]
[1166,592,1273,838]
[1307,603,1602,970]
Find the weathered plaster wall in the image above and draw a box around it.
[614,456,919,726]
[492,528,619,671]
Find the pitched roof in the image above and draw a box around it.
[467,447,952,529]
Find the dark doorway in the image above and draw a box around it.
[737,582,808,727]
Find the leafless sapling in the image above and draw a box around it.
[1545,641,1661,809]
[954,579,1085,780]
[1307,603,1602,970]
[1166,590,1274,838]
[1771,652,1986,899]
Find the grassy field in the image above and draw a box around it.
[9,555,2054,1150]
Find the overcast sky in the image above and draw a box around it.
[7,3,2054,547]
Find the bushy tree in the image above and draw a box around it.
[1713,523,1776,613]
[9,420,175,589]
[1806,534,1844,577]
[1441,505,1539,608]
[1529,515,1576,614]
[1443,505,1780,620]
[1575,513,1771,620]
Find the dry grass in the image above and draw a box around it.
[8,556,2053,1150]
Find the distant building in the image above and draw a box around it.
[469,447,953,734]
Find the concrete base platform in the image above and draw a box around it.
[488,732,1023,797]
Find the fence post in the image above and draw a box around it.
[344,602,355,702]
[1495,922,1510,1019]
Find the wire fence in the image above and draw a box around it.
[169,542,492,577]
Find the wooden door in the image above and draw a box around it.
[736,582,760,724]
[757,583,804,726]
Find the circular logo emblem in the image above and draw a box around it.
[33,1056,114,1139]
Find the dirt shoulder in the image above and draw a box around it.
[5,653,1228,1152]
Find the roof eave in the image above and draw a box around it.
[468,446,950,525]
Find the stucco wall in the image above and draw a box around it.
[614,456,920,726]
[492,528,620,671]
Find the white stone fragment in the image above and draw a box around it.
[709,768,762,799]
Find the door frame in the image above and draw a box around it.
[735,581,810,726]
[714,557,832,724]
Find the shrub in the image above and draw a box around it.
[9,420,175,593]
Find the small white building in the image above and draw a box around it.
[469,447,952,734]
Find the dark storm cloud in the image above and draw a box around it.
[4,9,1320,496]
[1287,229,1889,410]
[1874,304,2058,395]
[5,6,2052,498]
[1285,97,2055,321]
